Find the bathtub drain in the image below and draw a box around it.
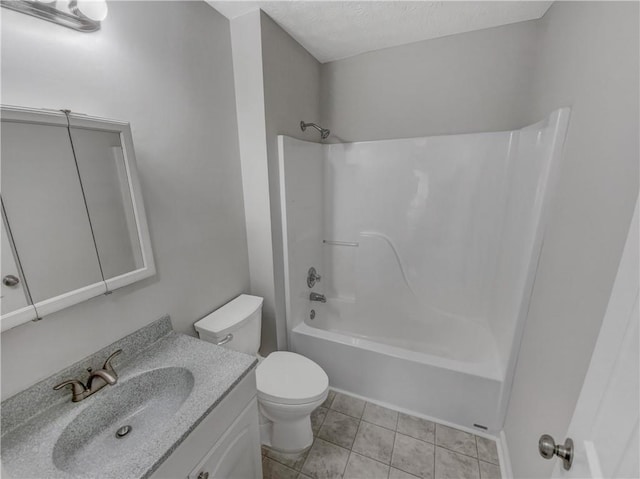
[115,425,132,438]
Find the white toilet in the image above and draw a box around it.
[194,294,329,453]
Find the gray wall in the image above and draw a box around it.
[320,20,539,142]
[1,1,249,399]
[504,2,639,477]
[260,12,322,348]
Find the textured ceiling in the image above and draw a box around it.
[208,1,553,63]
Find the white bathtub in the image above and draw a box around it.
[290,314,504,433]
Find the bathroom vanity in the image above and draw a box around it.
[151,367,260,479]
[0,317,262,479]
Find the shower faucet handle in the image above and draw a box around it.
[307,267,321,288]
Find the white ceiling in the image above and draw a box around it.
[208,1,553,63]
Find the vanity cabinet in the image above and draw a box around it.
[0,106,155,331]
[151,369,262,479]
[188,399,261,479]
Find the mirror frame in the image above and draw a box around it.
[0,105,155,331]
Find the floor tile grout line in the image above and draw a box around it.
[329,393,366,420]
[387,409,400,479]
[391,460,424,478]
[318,435,352,454]
[435,443,480,461]
[268,450,307,472]
[354,419,396,465]
[475,434,480,460]
[263,455,299,476]
[316,407,329,432]
[350,449,393,468]
[361,418,401,434]
[475,436,500,465]
[433,428,437,479]
[330,407,365,420]
[395,429,436,444]
[313,433,354,457]
[317,411,360,450]
[299,438,316,475]
[389,430,398,476]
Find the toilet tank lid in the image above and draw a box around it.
[194,294,263,336]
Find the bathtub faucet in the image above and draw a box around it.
[309,292,326,303]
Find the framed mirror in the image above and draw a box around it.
[0,106,155,331]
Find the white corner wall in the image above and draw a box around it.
[504,2,640,478]
[230,10,279,355]
[229,10,322,354]
[1,2,249,399]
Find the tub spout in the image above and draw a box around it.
[310,292,326,303]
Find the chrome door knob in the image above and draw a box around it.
[539,434,573,470]
[2,275,20,287]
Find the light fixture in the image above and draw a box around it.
[0,0,107,32]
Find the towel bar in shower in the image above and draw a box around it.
[323,240,359,247]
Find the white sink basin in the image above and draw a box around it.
[52,367,194,477]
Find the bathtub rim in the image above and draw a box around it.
[293,321,504,382]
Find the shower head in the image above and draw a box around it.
[300,121,330,140]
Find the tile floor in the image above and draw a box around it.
[262,390,502,479]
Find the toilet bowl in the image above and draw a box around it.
[256,351,328,452]
[194,294,329,453]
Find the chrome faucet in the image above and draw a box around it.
[54,349,122,402]
[309,292,326,303]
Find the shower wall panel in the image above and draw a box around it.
[278,137,325,335]
[324,134,511,327]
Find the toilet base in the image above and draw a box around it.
[258,403,317,454]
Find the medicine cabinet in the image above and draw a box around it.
[0,106,155,331]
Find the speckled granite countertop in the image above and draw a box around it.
[1,316,258,479]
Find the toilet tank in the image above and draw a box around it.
[194,294,263,355]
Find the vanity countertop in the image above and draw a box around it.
[1,316,258,479]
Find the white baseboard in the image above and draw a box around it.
[498,430,514,479]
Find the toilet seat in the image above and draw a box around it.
[257,352,328,405]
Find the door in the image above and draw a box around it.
[552,197,639,478]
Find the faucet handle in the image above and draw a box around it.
[53,379,87,401]
[102,349,122,375]
[307,267,322,288]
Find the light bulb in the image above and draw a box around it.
[70,0,108,22]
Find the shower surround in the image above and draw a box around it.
[279,109,570,432]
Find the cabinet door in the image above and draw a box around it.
[68,127,144,282]
[189,399,262,479]
[1,120,105,306]
[1,211,37,326]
